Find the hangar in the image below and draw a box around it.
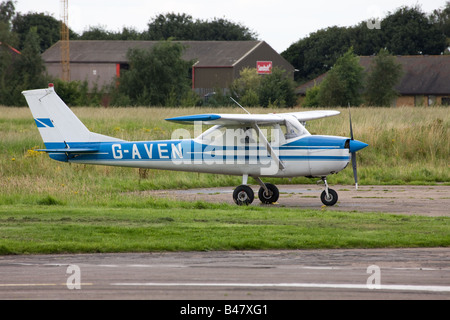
[295,55,450,106]
[42,40,294,95]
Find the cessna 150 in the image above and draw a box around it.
[22,84,368,206]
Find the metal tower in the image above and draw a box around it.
[60,0,70,82]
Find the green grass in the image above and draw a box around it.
[0,203,449,254]
[0,105,449,254]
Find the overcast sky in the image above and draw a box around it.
[14,0,448,53]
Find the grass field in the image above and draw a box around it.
[0,105,449,254]
[1,204,449,254]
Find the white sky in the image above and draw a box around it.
[14,0,448,53]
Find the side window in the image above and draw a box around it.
[283,119,309,140]
[200,125,226,143]
[199,122,306,146]
[240,127,257,144]
[257,124,285,145]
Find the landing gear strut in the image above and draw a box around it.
[319,177,338,206]
[255,177,279,204]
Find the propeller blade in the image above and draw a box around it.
[352,151,358,190]
[349,105,357,189]
[349,104,354,141]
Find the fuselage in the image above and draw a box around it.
[47,134,352,178]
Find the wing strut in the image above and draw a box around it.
[230,97,251,115]
[253,123,285,171]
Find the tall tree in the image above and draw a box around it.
[12,12,77,52]
[145,13,257,41]
[146,13,194,40]
[382,5,446,55]
[194,17,257,40]
[283,5,447,83]
[430,1,450,37]
[15,28,47,87]
[115,41,193,106]
[258,67,297,107]
[429,1,450,53]
[0,0,17,46]
[364,49,403,106]
[79,26,143,40]
[318,48,365,106]
[282,26,351,83]
[0,27,48,105]
[230,67,261,107]
[0,0,15,26]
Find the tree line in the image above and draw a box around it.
[1,1,449,107]
[282,4,450,83]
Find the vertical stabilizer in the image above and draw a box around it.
[22,84,91,145]
[22,84,120,148]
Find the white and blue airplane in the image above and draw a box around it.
[22,84,368,206]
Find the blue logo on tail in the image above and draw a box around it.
[35,118,54,128]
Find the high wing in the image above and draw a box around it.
[165,110,340,173]
[165,110,340,125]
[284,110,340,122]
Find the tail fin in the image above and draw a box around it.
[22,84,121,150]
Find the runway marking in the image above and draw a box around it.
[0,283,92,287]
[110,282,450,292]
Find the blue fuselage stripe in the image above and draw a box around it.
[43,136,350,163]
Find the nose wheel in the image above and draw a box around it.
[319,177,338,206]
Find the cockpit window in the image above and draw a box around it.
[198,120,309,146]
[199,126,259,145]
[283,118,309,140]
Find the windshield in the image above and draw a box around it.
[198,121,309,146]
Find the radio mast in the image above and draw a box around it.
[60,0,70,82]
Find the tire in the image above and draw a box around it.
[233,185,254,206]
[258,183,279,204]
[320,189,338,206]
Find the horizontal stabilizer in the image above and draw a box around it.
[37,148,99,153]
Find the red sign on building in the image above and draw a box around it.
[257,61,272,74]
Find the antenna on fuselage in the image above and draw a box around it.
[230,97,251,115]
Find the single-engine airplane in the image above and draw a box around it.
[22,84,368,206]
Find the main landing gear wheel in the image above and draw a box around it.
[233,185,254,206]
[320,189,338,206]
[258,183,279,204]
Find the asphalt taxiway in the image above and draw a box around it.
[1,185,448,300]
[0,248,449,300]
[142,184,450,216]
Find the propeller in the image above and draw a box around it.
[349,107,358,190]
[347,105,368,190]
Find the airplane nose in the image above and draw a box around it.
[349,139,369,153]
